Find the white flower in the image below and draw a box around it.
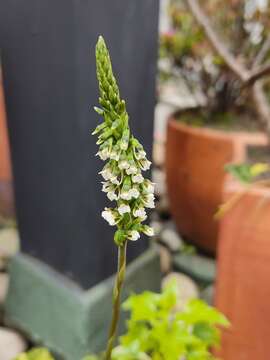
[140,159,151,171]
[144,193,155,208]
[102,181,113,193]
[118,204,131,215]
[142,226,154,236]
[101,208,116,226]
[133,208,146,218]
[107,191,118,201]
[129,188,140,199]
[110,149,121,161]
[145,181,155,194]
[135,150,146,160]
[132,173,144,184]
[119,141,128,151]
[126,165,138,175]
[128,230,140,241]
[99,168,113,180]
[118,160,130,170]
[111,176,121,185]
[97,148,110,160]
[120,191,132,201]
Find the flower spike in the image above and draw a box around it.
[94,36,155,246]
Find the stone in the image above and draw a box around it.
[5,248,161,360]
[0,273,9,305]
[173,253,216,286]
[162,272,199,311]
[0,228,20,261]
[160,227,183,252]
[0,327,27,360]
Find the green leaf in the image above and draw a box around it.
[14,348,55,360]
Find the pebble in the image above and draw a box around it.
[0,327,27,360]
[0,228,20,266]
[160,227,183,252]
[162,272,199,311]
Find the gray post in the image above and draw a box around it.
[0,1,160,358]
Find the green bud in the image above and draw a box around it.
[114,230,127,246]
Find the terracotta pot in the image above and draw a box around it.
[165,116,268,254]
[215,179,270,359]
[0,69,14,217]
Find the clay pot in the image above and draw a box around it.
[165,116,268,254]
[0,69,14,217]
[215,179,270,359]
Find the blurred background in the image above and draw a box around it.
[0,0,270,359]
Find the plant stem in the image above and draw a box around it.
[105,240,127,360]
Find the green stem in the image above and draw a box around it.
[105,240,127,360]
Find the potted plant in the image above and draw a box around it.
[162,0,270,253]
[15,36,229,360]
[214,162,270,359]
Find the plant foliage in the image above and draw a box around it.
[14,348,55,360]
[111,282,229,360]
[225,162,270,183]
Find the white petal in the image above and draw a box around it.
[128,230,140,241]
[118,204,131,215]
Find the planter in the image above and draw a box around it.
[0,68,14,217]
[215,178,270,359]
[165,116,268,254]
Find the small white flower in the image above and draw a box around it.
[118,160,130,170]
[111,176,121,185]
[140,159,151,171]
[129,188,140,199]
[97,148,110,160]
[110,149,121,161]
[132,173,144,184]
[144,193,155,208]
[126,165,137,175]
[133,208,146,218]
[120,191,132,201]
[102,181,113,193]
[107,191,118,201]
[99,168,113,180]
[118,204,131,215]
[142,226,154,236]
[101,208,116,226]
[119,141,128,151]
[128,230,140,241]
[145,181,155,194]
[135,150,146,160]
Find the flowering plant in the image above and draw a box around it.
[94,36,155,359]
[94,36,155,244]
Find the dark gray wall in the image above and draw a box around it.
[0,0,159,288]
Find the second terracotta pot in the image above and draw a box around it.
[165,116,268,254]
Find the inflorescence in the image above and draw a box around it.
[93,36,155,246]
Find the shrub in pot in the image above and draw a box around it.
[161,0,270,253]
